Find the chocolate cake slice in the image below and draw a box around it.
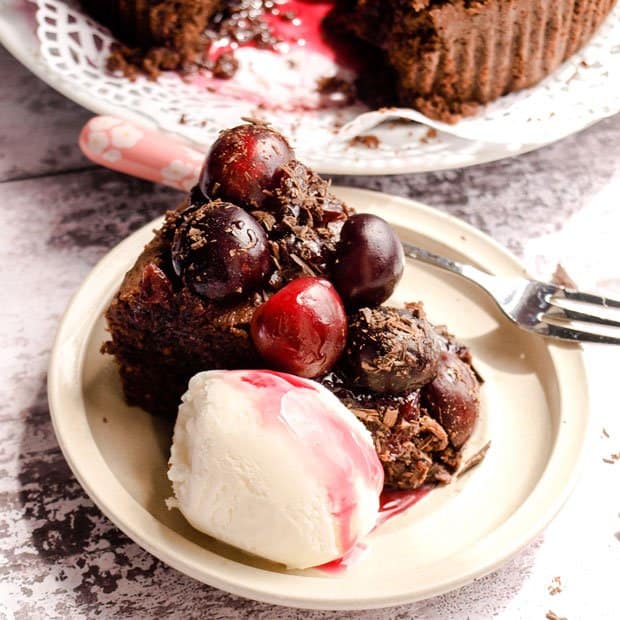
[103,122,482,489]
[103,158,348,417]
[81,0,223,76]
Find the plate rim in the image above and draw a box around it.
[47,187,590,609]
[0,5,571,175]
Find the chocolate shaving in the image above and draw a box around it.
[458,441,491,477]
[547,576,563,596]
[551,264,578,289]
[289,253,317,276]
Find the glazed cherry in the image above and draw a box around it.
[250,277,347,378]
[331,214,404,308]
[199,124,294,209]
[171,202,271,301]
[422,351,480,448]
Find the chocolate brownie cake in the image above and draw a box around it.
[82,0,617,119]
[81,0,281,78]
[328,0,618,121]
[80,0,220,76]
[103,122,482,489]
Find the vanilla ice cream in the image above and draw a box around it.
[167,369,384,569]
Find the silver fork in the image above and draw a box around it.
[402,241,620,345]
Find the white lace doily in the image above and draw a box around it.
[31,0,620,173]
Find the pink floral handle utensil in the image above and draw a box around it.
[79,116,205,191]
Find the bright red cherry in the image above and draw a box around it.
[250,277,347,378]
[199,123,294,209]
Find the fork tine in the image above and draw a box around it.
[536,322,620,345]
[560,289,620,309]
[545,304,620,328]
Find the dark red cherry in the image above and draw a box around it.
[171,202,270,301]
[199,124,294,209]
[331,214,404,308]
[422,351,480,448]
[250,277,347,378]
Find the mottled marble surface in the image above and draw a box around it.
[1,46,619,619]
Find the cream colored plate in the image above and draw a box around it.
[48,188,589,610]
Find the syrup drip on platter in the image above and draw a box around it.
[316,485,434,574]
[189,1,357,111]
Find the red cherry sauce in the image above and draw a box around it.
[262,1,358,68]
[316,485,434,574]
[205,1,351,66]
[376,485,434,527]
[317,542,368,575]
[189,1,358,109]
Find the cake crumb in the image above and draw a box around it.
[212,52,239,79]
[603,452,620,464]
[316,75,356,103]
[348,134,380,149]
[551,264,577,289]
[458,441,491,477]
[546,611,567,620]
[179,114,188,125]
[547,576,562,595]
[420,127,438,143]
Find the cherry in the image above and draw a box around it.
[422,351,480,448]
[250,277,347,378]
[199,124,294,209]
[171,202,271,301]
[344,306,441,394]
[331,214,404,308]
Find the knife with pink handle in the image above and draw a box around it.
[79,116,204,191]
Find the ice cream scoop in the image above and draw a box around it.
[167,369,384,569]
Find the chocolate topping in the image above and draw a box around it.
[321,372,461,489]
[260,161,351,286]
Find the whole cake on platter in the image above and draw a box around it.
[80,0,617,121]
[327,0,618,121]
[102,122,482,495]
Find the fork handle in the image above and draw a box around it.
[401,241,495,287]
[79,116,203,191]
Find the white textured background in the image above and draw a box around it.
[0,46,618,619]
